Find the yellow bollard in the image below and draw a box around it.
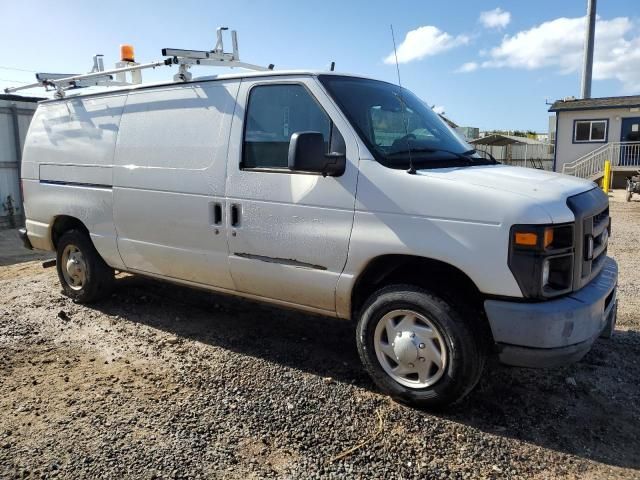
[603,160,611,194]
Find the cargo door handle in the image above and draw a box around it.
[213,203,222,225]
[230,204,240,227]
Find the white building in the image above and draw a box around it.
[454,126,480,140]
[549,95,640,186]
[0,94,42,228]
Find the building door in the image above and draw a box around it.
[620,117,640,166]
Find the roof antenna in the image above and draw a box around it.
[390,24,415,175]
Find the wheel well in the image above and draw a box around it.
[351,255,485,318]
[51,216,89,248]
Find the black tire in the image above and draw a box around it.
[356,284,485,408]
[55,229,114,303]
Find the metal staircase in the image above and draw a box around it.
[562,142,640,180]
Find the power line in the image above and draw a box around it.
[0,78,30,84]
[0,65,36,73]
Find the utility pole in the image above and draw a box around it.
[580,0,597,99]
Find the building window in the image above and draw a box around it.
[574,119,608,143]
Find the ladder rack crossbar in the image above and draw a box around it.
[35,73,81,81]
[162,48,234,60]
[166,55,269,71]
[4,60,169,95]
[50,60,169,83]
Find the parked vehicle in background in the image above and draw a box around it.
[17,69,618,408]
[626,171,640,202]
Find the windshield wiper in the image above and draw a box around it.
[388,147,495,172]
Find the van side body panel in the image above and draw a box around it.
[334,160,554,318]
[112,81,239,289]
[21,95,127,268]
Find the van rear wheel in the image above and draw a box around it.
[356,285,485,408]
[56,230,114,303]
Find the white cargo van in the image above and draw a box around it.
[17,69,617,407]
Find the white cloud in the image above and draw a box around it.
[384,26,469,64]
[479,8,511,30]
[473,16,640,93]
[456,61,479,73]
[432,105,446,115]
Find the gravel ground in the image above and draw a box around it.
[1,190,639,479]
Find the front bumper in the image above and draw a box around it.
[484,256,618,368]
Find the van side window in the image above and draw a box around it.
[243,84,342,170]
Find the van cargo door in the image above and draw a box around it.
[113,81,239,289]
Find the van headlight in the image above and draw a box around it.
[508,223,574,299]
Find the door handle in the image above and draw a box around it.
[230,204,240,227]
[213,203,222,225]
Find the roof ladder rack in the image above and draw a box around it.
[4,27,273,98]
[163,27,274,82]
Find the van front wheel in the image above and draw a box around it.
[356,285,484,408]
[55,230,114,303]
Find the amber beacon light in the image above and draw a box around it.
[120,44,135,62]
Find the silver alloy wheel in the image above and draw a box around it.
[373,309,448,389]
[61,244,87,291]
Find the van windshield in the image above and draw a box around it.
[319,75,490,170]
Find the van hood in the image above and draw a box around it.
[418,164,595,200]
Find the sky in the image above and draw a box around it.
[0,0,637,132]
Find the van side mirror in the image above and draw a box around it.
[287,132,346,177]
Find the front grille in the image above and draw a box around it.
[581,205,609,284]
[593,207,609,227]
[567,188,610,291]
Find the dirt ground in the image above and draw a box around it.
[0,190,639,479]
